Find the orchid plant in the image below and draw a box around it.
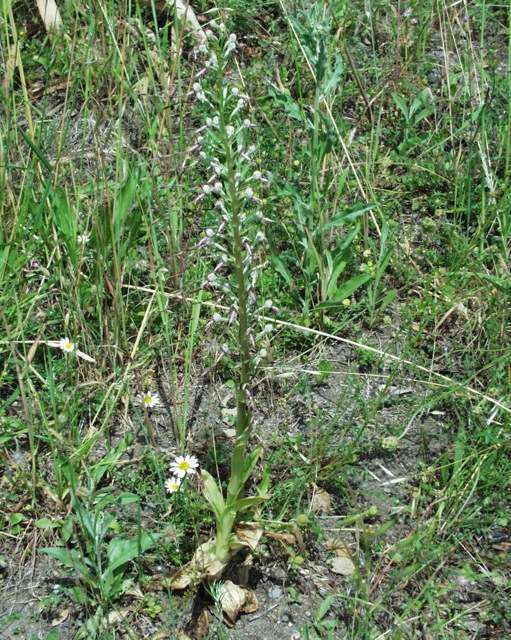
[173,23,273,567]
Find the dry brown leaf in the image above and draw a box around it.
[168,525,264,590]
[234,522,263,551]
[329,556,356,576]
[26,324,46,366]
[146,574,165,592]
[51,608,69,626]
[187,608,210,639]
[311,483,333,514]
[2,43,18,92]
[167,540,233,590]
[106,610,123,624]
[326,538,352,558]
[219,580,259,626]
[230,552,253,586]
[165,0,206,44]
[36,0,63,34]
[153,630,192,640]
[264,531,296,545]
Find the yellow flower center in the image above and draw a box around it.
[65,342,72,349]
[144,395,151,404]
[179,461,190,471]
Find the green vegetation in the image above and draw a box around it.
[1,0,510,637]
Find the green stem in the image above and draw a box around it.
[216,59,252,508]
[214,510,236,564]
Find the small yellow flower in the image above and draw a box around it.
[59,337,75,352]
[342,298,351,306]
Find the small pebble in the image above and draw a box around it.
[268,587,283,599]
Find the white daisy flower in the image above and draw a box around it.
[136,392,160,408]
[59,337,75,353]
[165,476,182,493]
[170,455,199,478]
[77,234,90,245]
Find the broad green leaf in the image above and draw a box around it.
[331,273,371,301]
[271,253,294,286]
[35,518,60,529]
[409,89,430,118]
[324,203,376,231]
[267,83,304,122]
[414,107,434,124]
[11,513,24,525]
[258,462,272,496]
[326,247,352,299]
[225,495,269,514]
[239,445,263,488]
[0,387,20,411]
[106,534,157,574]
[379,289,398,313]
[70,431,102,464]
[117,492,139,505]
[40,547,92,574]
[477,273,511,297]
[201,469,226,521]
[90,434,134,486]
[320,53,344,99]
[391,93,409,120]
[317,594,334,622]
[316,273,371,309]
